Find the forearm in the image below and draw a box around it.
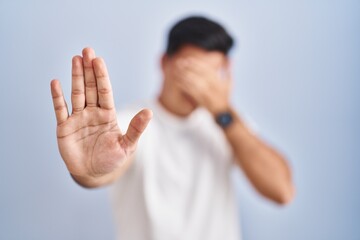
[220,107,295,204]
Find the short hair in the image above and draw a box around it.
[165,16,234,56]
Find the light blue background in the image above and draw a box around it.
[0,0,359,239]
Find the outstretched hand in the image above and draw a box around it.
[50,48,152,187]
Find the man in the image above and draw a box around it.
[50,16,295,240]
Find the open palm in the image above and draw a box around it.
[50,48,152,186]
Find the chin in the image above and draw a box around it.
[181,105,197,116]
[179,94,198,116]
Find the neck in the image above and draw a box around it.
[157,92,192,118]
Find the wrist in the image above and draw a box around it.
[213,105,235,129]
[70,172,107,188]
[209,102,231,116]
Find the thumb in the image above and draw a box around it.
[124,109,153,148]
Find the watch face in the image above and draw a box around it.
[216,112,233,128]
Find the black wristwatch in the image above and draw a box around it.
[215,112,234,129]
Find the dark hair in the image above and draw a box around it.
[165,16,234,56]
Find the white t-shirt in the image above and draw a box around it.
[110,99,241,240]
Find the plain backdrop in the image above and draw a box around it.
[0,0,359,239]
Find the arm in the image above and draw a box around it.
[50,47,152,188]
[218,107,294,204]
[174,57,295,204]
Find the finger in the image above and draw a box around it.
[175,78,200,101]
[185,58,227,89]
[71,56,85,113]
[93,57,115,110]
[185,58,217,81]
[50,80,69,125]
[176,81,202,108]
[176,59,203,79]
[223,67,232,82]
[184,57,207,72]
[221,68,233,90]
[82,47,98,107]
[176,80,192,96]
[181,70,209,93]
[124,109,153,148]
[179,71,209,101]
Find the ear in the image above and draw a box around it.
[223,57,231,71]
[221,57,233,82]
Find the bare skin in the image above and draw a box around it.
[51,45,294,204]
[50,48,152,188]
[159,45,295,204]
